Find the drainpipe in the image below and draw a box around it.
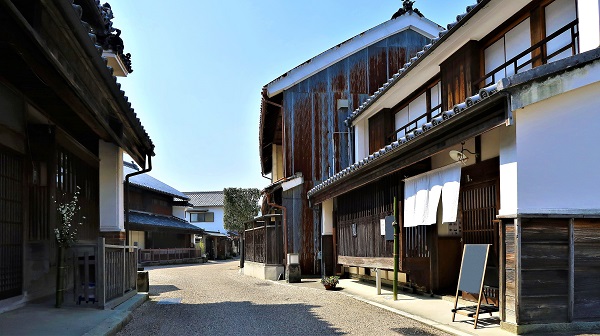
[266,191,287,265]
[125,154,152,245]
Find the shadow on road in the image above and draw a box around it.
[149,285,180,297]
[123,300,344,335]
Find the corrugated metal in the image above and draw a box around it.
[279,29,430,274]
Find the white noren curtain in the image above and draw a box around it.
[404,163,461,228]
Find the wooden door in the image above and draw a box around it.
[404,224,433,291]
[0,148,23,300]
[461,179,500,303]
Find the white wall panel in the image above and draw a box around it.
[516,81,600,212]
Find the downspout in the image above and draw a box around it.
[266,191,287,265]
[125,154,152,245]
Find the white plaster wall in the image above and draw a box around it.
[499,124,518,216]
[172,206,188,220]
[99,141,124,232]
[354,120,369,162]
[321,199,333,235]
[188,206,226,233]
[129,230,145,249]
[481,126,502,161]
[577,0,600,52]
[515,81,600,213]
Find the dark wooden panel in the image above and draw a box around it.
[521,218,569,242]
[521,243,569,270]
[519,295,568,323]
[440,41,480,111]
[521,270,568,296]
[0,147,23,300]
[368,111,387,154]
[368,39,388,96]
[573,219,600,321]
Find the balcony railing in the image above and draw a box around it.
[387,104,442,143]
[476,19,579,87]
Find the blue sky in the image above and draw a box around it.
[110,0,475,192]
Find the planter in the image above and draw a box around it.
[324,284,336,290]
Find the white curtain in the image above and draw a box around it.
[404,163,462,228]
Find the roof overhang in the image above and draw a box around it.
[309,93,507,204]
[264,12,442,98]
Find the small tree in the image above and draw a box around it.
[223,188,260,233]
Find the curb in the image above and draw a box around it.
[83,293,148,336]
[269,279,473,336]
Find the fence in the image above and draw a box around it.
[244,214,284,265]
[138,248,203,265]
[70,238,138,309]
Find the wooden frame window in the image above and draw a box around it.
[390,80,441,142]
[190,212,214,223]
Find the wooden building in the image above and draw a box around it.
[308,0,600,332]
[258,3,442,276]
[0,1,153,310]
[125,162,201,250]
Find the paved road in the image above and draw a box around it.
[118,260,449,336]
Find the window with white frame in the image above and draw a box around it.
[190,212,214,222]
[393,81,441,140]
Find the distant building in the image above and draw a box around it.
[184,191,226,233]
[124,162,201,250]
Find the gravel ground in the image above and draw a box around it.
[117,260,450,336]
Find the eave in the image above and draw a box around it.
[0,0,154,166]
[309,91,507,204]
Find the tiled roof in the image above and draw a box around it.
[184,191,224,207]
[345,0,488,125]
[124,163,189,200]
[69,2,153,154]
[128,211,202,232]
[308,82,500,198]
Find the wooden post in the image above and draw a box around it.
[122,242,126,296]
[97,237,106,308]
[568,218,574,322]
[376,268,382,295]
[393,196,399,301]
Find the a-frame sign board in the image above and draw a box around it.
[451,244,499,329]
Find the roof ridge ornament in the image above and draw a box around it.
[392,0,424,19]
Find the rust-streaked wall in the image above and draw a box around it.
[281,29,431,274]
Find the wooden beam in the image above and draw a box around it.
[338,256,394,269]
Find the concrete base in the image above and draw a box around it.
[241,261,284,281]
[286,264,301,283]
[501,321,600,335]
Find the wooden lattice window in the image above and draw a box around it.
[0,148,23,300]
[55,146,99,241]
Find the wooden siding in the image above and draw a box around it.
[504,220,517,324]
[573,219,600,321]
[440,41,480,111]
[336,172,401,261]
[281,29,431,274]
[519,218,570,324]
